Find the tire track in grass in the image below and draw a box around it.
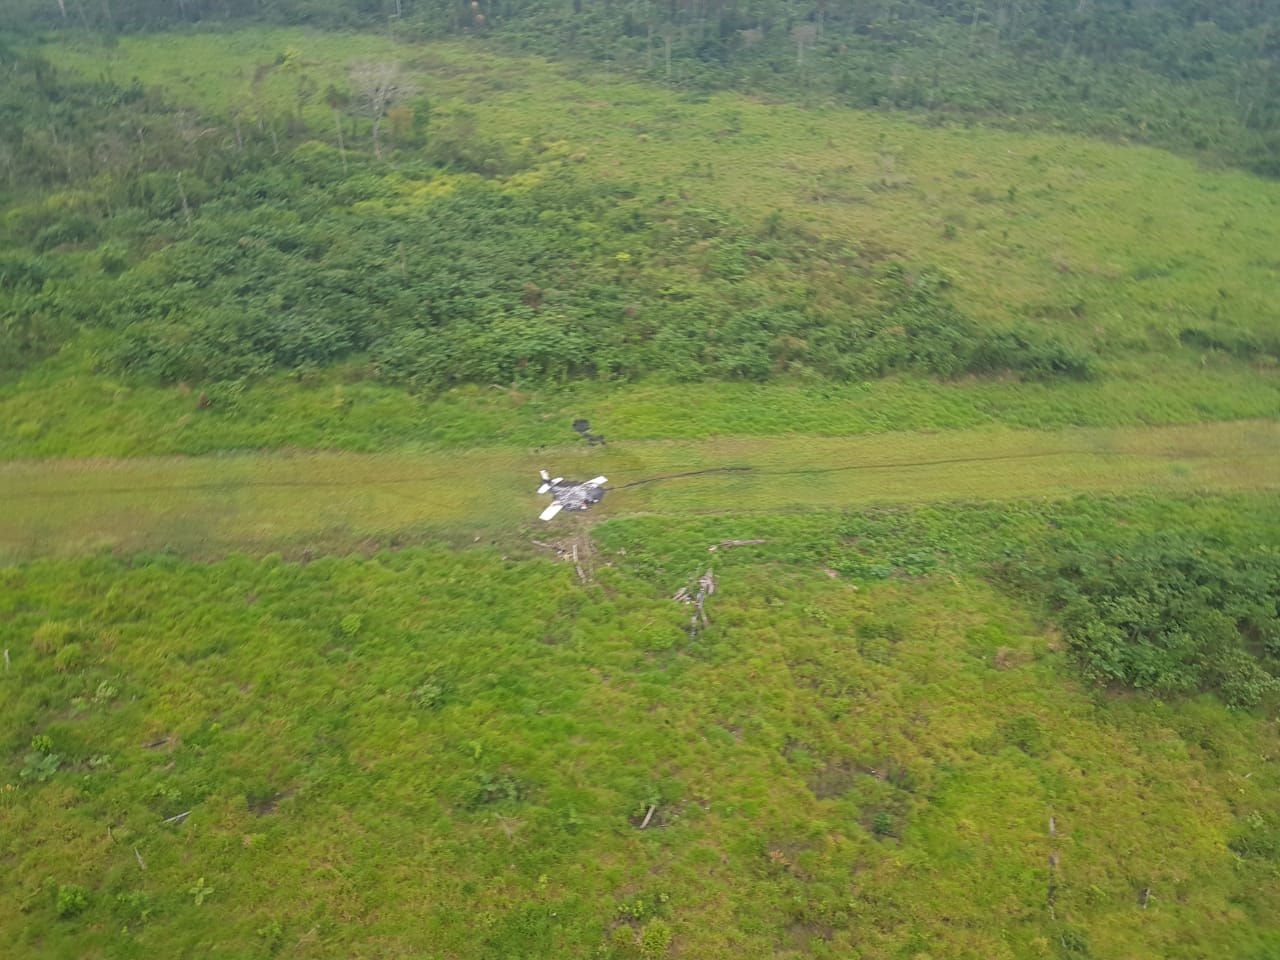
[2,419,1276,560]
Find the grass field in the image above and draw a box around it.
[4,24,1279,960]
[3,419,1277,562]
[0,25,1269,463]
[4,495,1279,959]
[46,26,1280,339]
[3,351,1280,460]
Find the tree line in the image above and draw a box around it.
[6,0,1279,176]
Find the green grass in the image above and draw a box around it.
[3,517,1278,958]
[45,27,1280,341]
[4,25,1279,960]
[2,350,1278,460]
[2,419,1277,562]
[3,26,1271,459]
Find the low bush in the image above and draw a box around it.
[1044,537,1280,707]
[102,176,1091,391]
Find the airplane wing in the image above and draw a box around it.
[539,502,564,521]
[585,476,608,487]
[537,482,552,494]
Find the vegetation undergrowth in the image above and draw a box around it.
[598,491,1280,704]
[3,351,1277,459]
[1,28,1277,460]
[6,0,1279,177]
[84,171,1096,387]
[1,10,1278,959]
[5,45,1098,388]
[3,491,1279,958]
[1041,539,1280,707]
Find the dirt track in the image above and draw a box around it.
[3,419,1277,560]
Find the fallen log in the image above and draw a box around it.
[709,539,768,551]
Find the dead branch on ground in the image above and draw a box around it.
[674,569,717,638]
[709,539,768,551]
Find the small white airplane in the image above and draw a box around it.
[537,470,608,521]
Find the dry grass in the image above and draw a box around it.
[3,419,1275,561]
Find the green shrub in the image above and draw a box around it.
[0,254,57,292]
[1058,926,1092,956]
[20,752,61,782]
[55,884,89,919]
[113,890,153,926]
[611,926,637,951]
[1180,325,1280,362]
[872,811,896,837]
[1001,715,1047,756]
[188,877,215,906]
[96,176,1089,391]
[1042,537,1280,707]
[256,918,284,949]
[411,674,448,710]
[467,771,525,807]
[53,641,85,673]
[33,214,99,252]
[639,919,674,959]
[32,620,77,654]
[1228,812,1280,861]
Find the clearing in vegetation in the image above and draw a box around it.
[2,418,1277,562]
[2,14,1279,960]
